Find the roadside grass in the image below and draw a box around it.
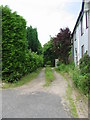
[66,84,78,118]
[44,67,55,87]
[55,63,89,96]
[2,68,42,89]
[55,68,78,118]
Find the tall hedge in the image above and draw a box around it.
[26,26,42,54]
[1,6,43,82]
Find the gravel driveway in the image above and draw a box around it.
[2,68,70,118]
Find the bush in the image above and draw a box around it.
[46,61,51,66]
[79,52,90,94]
[57,62,75,73]
[2,5,27,82]
[79,52,90,75]
[1,6,43,83]
[58,63,66,71]
[57,61,89,95]
[57,61,62,66]
[73,69,89,95]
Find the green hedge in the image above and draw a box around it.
[1,5,43,82]
[79,52,90,95]
[79,52,90,75]
[25,51,43,73]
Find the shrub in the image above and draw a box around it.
[57,61,89,95]
[46,61,51,66]
[2,5,27,82]
[73,67,89,95]
[58,63,66,71]
[79,52,90,75]
[1,6,43,83]
[57,61,62,66]
[79,52,90,94]
[57,62,74,73]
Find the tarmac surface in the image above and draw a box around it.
[2,69,70,118]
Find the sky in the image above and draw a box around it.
[0,0,82,46]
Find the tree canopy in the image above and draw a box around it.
[43,28,71,66]
[43,38,56,66]
[26,26,42,54]
[53,28,71,64]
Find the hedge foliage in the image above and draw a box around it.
[26,26,42,54]
[57,60,89,95]
[1,5,43,82]
[79,52,90,95]
[79,52,90,75]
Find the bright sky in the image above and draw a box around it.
[0,0,82,46]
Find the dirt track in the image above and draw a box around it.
[2,68,88,118]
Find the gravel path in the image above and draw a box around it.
[2,68,70,118]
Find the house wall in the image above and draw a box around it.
[73,2,89,65]
[79,12,88,60]
[88,2,90,56]
[73,27,79,65]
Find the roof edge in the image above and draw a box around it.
[72,1,85,37]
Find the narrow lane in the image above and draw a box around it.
[2,68,70,118]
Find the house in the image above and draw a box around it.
[72,0,90,65]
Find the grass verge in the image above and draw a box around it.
[55,68,78,118]
[2,68,42,89]
[66,84,78,118]
[44,67,55,87]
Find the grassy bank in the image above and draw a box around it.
[2,68,42,89]
[55,62,89,96]
[55,65,79,118]
[66,83,78,117]
[44,67,55,87]
[55,62,89,117]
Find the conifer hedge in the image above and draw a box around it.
[1,5,43,82]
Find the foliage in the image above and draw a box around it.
[2,68,42,88]
[57,62,75,73]
[73,67,89,95]
[79,52,90,95]
[43,38,56,66]
[53,28,71,64]
[24,50,43,73]
[43,28,71,66]
[79,52,90,75]
[57,61,89,95]
[44,67,55,86]
[46,61,52,66]
[2,5,27,82]
[26,26,42,54]
[1,5,43,83]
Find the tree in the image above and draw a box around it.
[53,28,71,64]
[43,38,56,66]
[26,26,42,54]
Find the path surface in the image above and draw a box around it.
[2,68,70,118]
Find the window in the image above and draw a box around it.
[75,48,78,64]
[86,11,88,29]
[74,31,76,41]
[81,45,84,57]
[81,17,83,36]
